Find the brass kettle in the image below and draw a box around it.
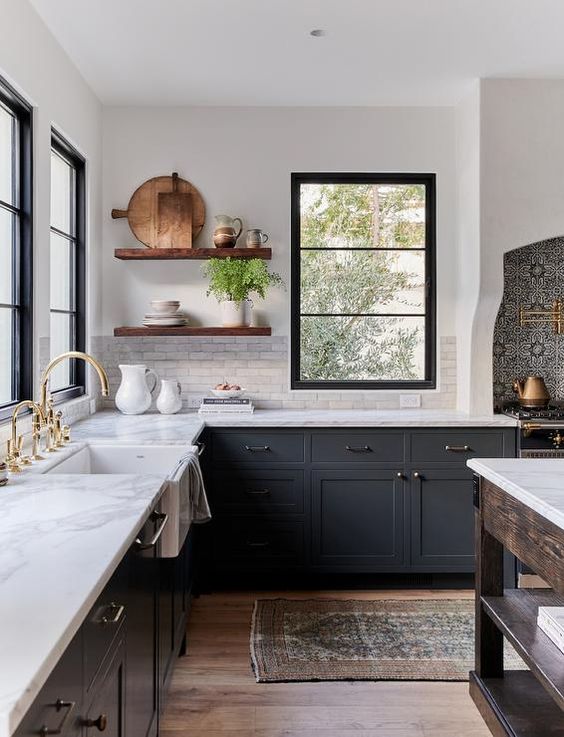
[512,375,551,408]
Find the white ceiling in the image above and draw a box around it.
[29,0,564,106]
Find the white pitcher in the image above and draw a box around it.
[115,364,158,415]
[157,380,183,415]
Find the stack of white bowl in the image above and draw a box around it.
[143,300,187,327]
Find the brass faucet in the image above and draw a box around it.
[7,400,46,473]
[39,351,110,415]
[38,351,110,452]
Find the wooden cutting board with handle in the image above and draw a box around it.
[111,173,205,248]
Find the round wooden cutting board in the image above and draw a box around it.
[111,174,206,248]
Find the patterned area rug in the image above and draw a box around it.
[250,598,521,683]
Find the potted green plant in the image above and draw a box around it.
[203,258,284,327]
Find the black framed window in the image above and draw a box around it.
[49,131,85,400]
[0,77,32,422]
[291,173,436,390]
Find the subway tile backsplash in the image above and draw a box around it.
[93,335,457,411]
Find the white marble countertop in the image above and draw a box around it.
[0,407,517,737]
[0,462,168,737]
[468,458,564,531]
[71,408,517,444]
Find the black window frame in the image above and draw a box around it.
[0,77,33,423]
[290,172,436,391]
[49,129,86,404]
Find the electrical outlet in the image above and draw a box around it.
[400,394,421,409]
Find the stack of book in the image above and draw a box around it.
[537,606,564,653]
[198,397,254,414]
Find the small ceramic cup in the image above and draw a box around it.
[246,229,269,248]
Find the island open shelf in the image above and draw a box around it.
[114,247,272,260]
[471,472,564,736]
[113,326,272,337]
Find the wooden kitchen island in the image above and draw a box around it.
[468,458,564,737]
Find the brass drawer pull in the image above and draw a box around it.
[444,445,471,452]
[245,489,271,496]
[83,713,108,731]
[246,540,270,548]
[244,445,271,452]
[39,699,76,735]
[135,511,168,550]
[345,445,372,453]
[100,602,125,625]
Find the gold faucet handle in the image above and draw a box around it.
[6,440,21,473]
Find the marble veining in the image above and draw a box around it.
[468,458,564,531]
[0,471,167,737]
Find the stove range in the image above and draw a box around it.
[503,404,564,456]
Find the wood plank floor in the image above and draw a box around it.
[161,589,489,737]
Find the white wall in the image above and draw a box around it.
[455,84,481,412]
[461,79,564,413]
[102,106,457,358]
[1,0,103,397]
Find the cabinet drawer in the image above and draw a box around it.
[213,520,304,567]
[83,558,128,694]
[211,469,304,514]
[410,431,505,464]
[312,432,404,463]
[211,432,304,463]
[14,630,83,737]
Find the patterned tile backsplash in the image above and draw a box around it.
[493,236,564,407]
[92,335,457,411]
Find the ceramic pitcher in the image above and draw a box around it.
[115,364,158,415]
[157,380,183,415]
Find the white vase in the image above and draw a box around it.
[220,299,252,327]
[115,364,158,415]
[157,379,183,414]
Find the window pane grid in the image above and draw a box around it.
[292,175,435,388]
[49,133,84,396]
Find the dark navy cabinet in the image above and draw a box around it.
[312,470,406,569]
[203,426,516,579]
[410,468,475,570]
[14,505,193,737]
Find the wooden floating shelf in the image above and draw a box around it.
[113,326,272,337]
[114,247,272,260]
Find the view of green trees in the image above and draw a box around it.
[299,183,427,382]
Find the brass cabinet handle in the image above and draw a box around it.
[39,699,76,735]
[245,489,271,496]
[100,602,125,625]
[444,445,471,452]
[345,445,372,453]
[244,445,271,452]
[413,472,422,479]
[396,472,404,479]
[135,512,168,550]
[83,714,107,732]
[246,540,270,548]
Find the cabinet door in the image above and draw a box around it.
[84,636,126,737]
[312,470,406,569]
[125,520,159,737]
[159,556,175,701]
[410,469,475,570]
